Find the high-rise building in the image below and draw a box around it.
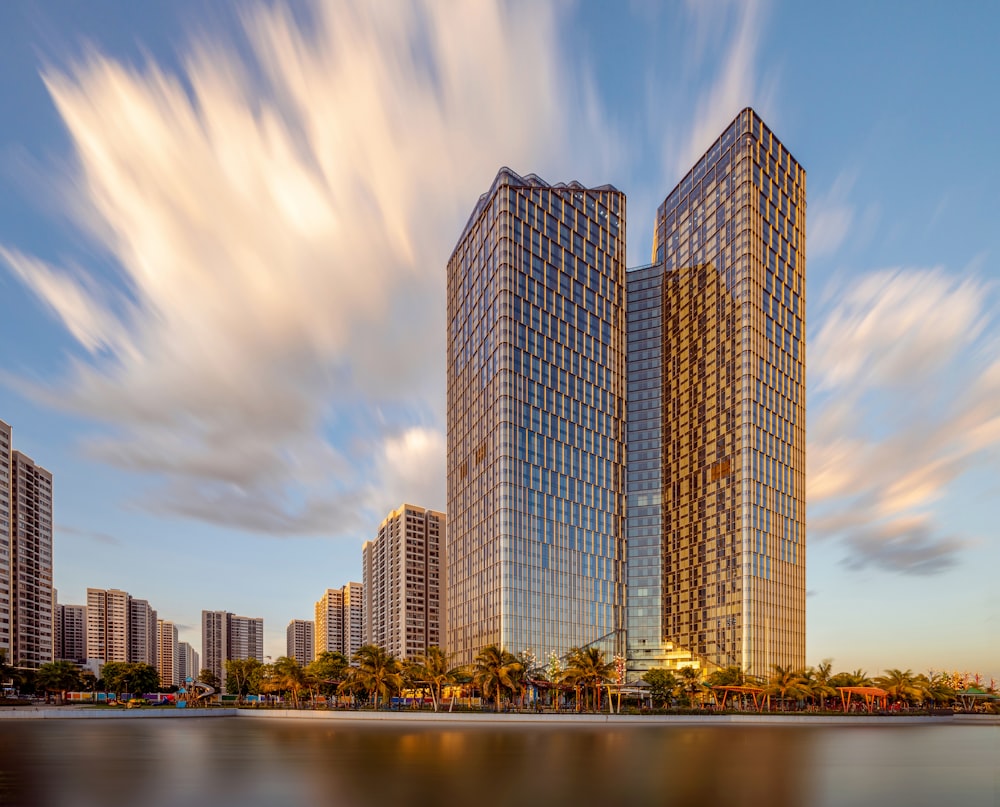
[286,619,314,666]
[201,610,264,692]
[626,108,805,677]
[157,619,178,687]
[128,598,158,666]
[10,449,54,667]
[362,504,445,659]
[86,588,154,665]
[56,602,87,663]
[314,583,363,660]
[0,420,11,658]
[177,641,199,682]
[446,168,627,664]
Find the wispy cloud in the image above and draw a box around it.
[56,523,122,547]
[1,0,614,535]
[807,171,855,260]
[671,0,771,178]
[808,267,1000,574]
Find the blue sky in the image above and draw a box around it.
[0,0,997,680]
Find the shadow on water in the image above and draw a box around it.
[0,719,996,807]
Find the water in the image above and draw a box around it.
[0,718,996,807]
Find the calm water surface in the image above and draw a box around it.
[0,718,996,807]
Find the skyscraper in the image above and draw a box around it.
[447,168,627,664]
[128,598,158,666]
[362,504,445,659]
[176,641,198,682]
[286,619,314,666]
[201,610,264,692]
[86,588,159,666]
[626,108,805,676]
[157,619,178,687]
[56,602,87,663]
[314,584,363,660]
[0,420,11,658]
[10,449,54,668]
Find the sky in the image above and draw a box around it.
[0,0,997,680]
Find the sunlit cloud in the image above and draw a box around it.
[808,267,999,574]
[1,0,613,535]
[807,171,855,261]
[671,0,771,178]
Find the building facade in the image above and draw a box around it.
[627,108,806,676]
[86,588,153,665]
[157,619,178,687]
[0,421,11,658]
[56,603,87,663]
[314,584,363,660]
[201,610,264,692]
[10,450,54,667]
[128,598,158,666]
[286,619,314,666]
[447,168,627,664]
[177,641,199,682]
[362,504,445,660]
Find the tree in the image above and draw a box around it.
[410,647,461,712]
[35,661,82,704]
[265,657,308,708]
[875,669,923,706]
[307,652,349,698]
[102,662,160,699]
[224,658,264,704]
[562,647,615,712]
[804,660,836,710]
[642,668,680,708]
[767,665,809,710]
[198,669,221,691]
[706,665,746,688]
[677,666,705,707]
[343,645,403,708]
[471,645,522,712]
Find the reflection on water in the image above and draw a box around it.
[0,719,996,807]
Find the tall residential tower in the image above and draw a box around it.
[447,169,627,664]
[626,108,806,676]
[362,504,445,659]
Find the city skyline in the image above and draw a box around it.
[0,1,997,678]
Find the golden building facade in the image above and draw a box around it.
[627,108,805,676]
[447,168,627,665]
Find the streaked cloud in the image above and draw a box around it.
[672,0,771,178]
[807,172,855,260]
[1,0,612,535]
[56,523,122,547]
[808,267,999,574]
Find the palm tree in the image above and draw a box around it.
[267,657,308,708]
[35,661,81,704]
[767,665,809,710]
[802,660,836,710]
[875,669,923,706]
[677,666,704,708]
[472,645,522,712]
[410,647,460,712]
[919,671,955,707]
[344,645,403,709]
[562,647,616,712]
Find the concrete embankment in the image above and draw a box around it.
[1,707,996,726]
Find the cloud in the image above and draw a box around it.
[671,0,770,178]
[1,0,614,535]
[56,523,122,547]
[807,172,855,260]
[808,267,999,574]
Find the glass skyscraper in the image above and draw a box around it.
[447,168,627,665]
[627,108,806,677]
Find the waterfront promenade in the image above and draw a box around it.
[1,706,996,726]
